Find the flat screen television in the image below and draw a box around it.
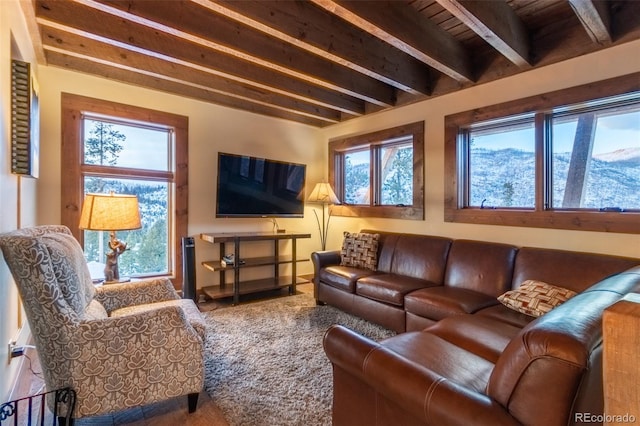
[216,152,306,218]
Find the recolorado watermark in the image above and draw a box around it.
[575,413,636,423]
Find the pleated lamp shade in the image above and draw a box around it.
[307,182,340,205]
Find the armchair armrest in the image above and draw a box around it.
[324,325,519,426]
[94,278,179,313]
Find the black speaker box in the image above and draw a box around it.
[181,236,197,301]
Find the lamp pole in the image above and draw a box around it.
[308,182,339,251]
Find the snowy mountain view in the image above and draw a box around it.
[470,147,640,210]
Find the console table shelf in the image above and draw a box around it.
[200,231,310,304]
[201,256,309,272]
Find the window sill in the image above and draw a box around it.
[333,204,424,220]
[445,208,640,234]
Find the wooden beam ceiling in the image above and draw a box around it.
[27,0,640,127]
[436,0,531,67]
[567,0,612,45]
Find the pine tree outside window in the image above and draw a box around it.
[329,122,424,220]
[82,118,172,278]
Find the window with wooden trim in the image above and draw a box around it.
[329,121,424,220]
[445,73,640,234]
[61,94,188,286]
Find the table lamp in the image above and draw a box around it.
[79,192,142,283]
[307,182,340,250]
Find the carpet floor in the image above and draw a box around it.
[202,292,396,426]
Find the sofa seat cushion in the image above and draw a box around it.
[476,304,536,328]
[404,287,500,321]
[319,265,376,293]
[425,315,523,363]
[381,331,495,393]
[356,274,439,307]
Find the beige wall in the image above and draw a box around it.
[0,0,39,400]
[320,39,640,259]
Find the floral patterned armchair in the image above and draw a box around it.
[0,225,206,422]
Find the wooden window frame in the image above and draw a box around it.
[329,121,424,220]
[61,93,189,287]
[444,73,640,234]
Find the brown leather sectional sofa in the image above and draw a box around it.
[311,230,640,426]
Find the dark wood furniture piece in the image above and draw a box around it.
[200,231,310,304]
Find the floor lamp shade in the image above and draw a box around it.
[307,182,340,205]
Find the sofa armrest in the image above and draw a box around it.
[311,250,341,279]
[94,278,179,313]
[324,325,519,426]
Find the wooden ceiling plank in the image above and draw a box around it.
[45,50,331,127]
[202,0,431,95]
[93,0,395,106]
[18,0,47,64]
[39,25,343,123]
[436,0,531,67]
[567,0,612,45]
[312,0,474,83]
[34,0,366,115]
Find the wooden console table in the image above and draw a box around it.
[200,231,310,304]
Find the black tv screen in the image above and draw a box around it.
[216,152,306,218]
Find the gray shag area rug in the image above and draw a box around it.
[202,292,396,426]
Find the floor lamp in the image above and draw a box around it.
[307,182,340,250]
[79,192,142,283]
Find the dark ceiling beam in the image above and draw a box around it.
[45,51,332,127]
[201,0,431,95]
[436,0,531,67]
[95,0,395,106]
[39,25,344,124]
[312,0,473,83]
[567,0,612,45]
[35,0,366,116]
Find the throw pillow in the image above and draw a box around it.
[340,232,379,271]
[498,280,577,317]
[83,299,108,320]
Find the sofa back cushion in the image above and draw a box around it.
[362,230,452,282]
[511,247,639,293]
[443,240,518,297]
[486,284,632,426]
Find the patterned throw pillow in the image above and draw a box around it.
[340,232,379,271]
[498,280,577,317]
